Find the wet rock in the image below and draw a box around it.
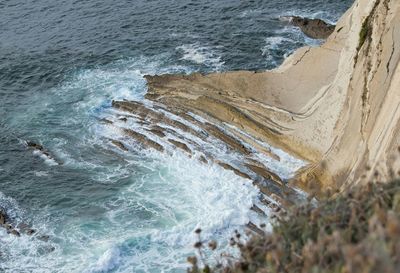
[216,161,252,180]
[251,205,266,215]
[111,99,298,215]
[254,181,293,208]
[245,162,284,187]
[26,229,36,235]
[168,139,192,154]
[17,222,36,235]
[26,141,61,165]
[0,222,21,237]
[110,139,128,151]
[37,235,50,242]
[246,222,265,236]
[255,182,275,197]
[0,213,21,237]
[179,112,202,125]
[0,210,39,238]
[204,122,251,156]
[123,128,164,152]
[9,229,20,237]
[199,155,208,164]
[148,127,166,138]
[286,16,335,39]
[259,196,272,207]
[112,100,164,122]
[0,210,5,225]
[118,117,128,122]
[38,245,55,255]
[113,100,206,141]
[99,118,113,124]
[26,141,45,151]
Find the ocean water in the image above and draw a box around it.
[0,0,353,272]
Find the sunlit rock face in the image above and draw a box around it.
[133,0,400,191]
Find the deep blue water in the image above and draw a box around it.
[1,0,352,272]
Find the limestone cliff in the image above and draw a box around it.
[143,0,400,191]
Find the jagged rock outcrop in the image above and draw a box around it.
[26,141,62,165]
[0,209,37,237]
[286,16,335,39]
[142,0,400,192]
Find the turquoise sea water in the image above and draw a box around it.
[0,1,352,272]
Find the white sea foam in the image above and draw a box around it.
[0,192,59,273]
[0,149,261,273]
[3,54,273,273]
[25,56,194,179]
[97,151,261,271]
[239,9,262,18]
[176,44,225,70]
[0,191,23,221]
[33,171,50,177]
[261,35,296,67]
[32,150,59,166]
[87,246,121,273]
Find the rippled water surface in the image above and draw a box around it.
[1,0,352,272]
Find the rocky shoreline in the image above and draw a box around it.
[135,0,400,193]
[8,0,398,245]
[109,99,301,207]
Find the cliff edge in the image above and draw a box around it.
[144,0,400,191]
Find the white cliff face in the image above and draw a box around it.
[310,0,400,189]
[271,0,400,189]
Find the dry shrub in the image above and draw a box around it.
[189,180,400,273]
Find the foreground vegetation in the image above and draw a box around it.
[189,180,400,273]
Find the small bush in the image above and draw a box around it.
[189,180,400,273]
[357,18,370,52]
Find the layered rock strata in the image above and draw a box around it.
[137,0,400,192]
[108,99,300,209]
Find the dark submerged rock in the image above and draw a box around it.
[285,16,335,39]
[17,222,36,235]
[0,210,20,237]
[9,229,21,237]
[37,235,50,242]
[26,141,45,151]
[109,139,129,151]
[0,210,6,225]
[26,141,62,165]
